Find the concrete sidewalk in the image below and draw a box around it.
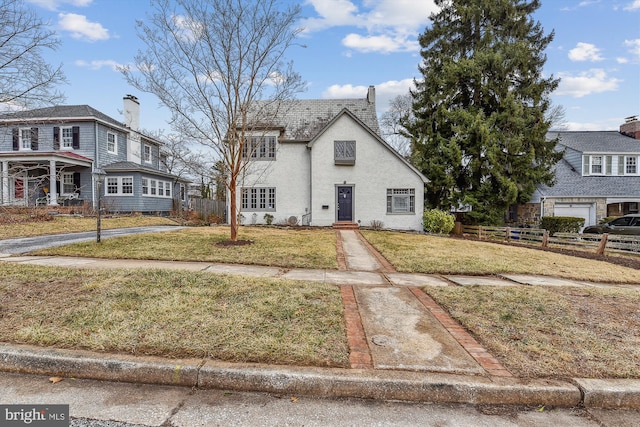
[0,230,639,409]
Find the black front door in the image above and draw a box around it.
[337,186,353,221]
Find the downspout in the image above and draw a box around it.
[308,145,312,225]
[93,122,100,207]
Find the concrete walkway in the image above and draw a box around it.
[0,229,639,409]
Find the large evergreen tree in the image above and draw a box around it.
[406,0,562,224]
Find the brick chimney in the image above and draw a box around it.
[620,115,640,139]
[123,94,140,131]
[367,85,375,104]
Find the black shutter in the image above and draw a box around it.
[53,127,60,150]
[73,172,81,195]
[12,128,18,151]
[72,126,80,149]
[30,128,38,150]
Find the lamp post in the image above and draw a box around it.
[93,168,106,243]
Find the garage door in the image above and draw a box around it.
[553,203,595,230]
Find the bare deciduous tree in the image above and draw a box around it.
[380,93,413,157]
[121,0,305,241]
[0,0,66,109]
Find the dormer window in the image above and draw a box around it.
[626,156,637,174]
[335,140,355,165]
[143,144,151,163]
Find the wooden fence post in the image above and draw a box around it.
[596,233,608,255]
[542,230,549,247]
[505,227,511,241]
[455,221,463,235]
[478,226,482,239]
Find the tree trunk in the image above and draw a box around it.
[229,174,238,241]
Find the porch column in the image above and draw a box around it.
[49,159,58,206]
[1,161,9,205]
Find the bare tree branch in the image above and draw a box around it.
[0,0,67,109]
[121,0,304,241]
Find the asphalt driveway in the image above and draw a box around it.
[0,226,185,255]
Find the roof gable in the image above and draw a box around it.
[308,108,427,183]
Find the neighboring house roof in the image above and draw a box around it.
[248,97,380,141]
[0,105,162,146]
[537,158,640,198]
[548,131,640,153]
[0,105,124,129]
[104,161,190,182]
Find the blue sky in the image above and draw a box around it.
[27,0,640,133]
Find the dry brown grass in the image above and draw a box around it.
[0,215,178,239]
[0,263,348,367]
[32,226,338,269]
[424,284,640,379]
[361,231,640,284]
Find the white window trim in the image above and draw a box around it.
[143,144,152,163]
[61,172,75,195]
[60,126,74,150]
[19,128,32,151]
[105,176,134,196]
[142,178,173,198]
[624,155,638,175]
[107,131,118,154]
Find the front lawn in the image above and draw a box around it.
[424,284,640,379]
[32,226,339,270]
[0,263,348,367]
[0,214,178,240]
[361,230,640,283]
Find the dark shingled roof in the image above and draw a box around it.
[548,131,640,153]
[0,105,125,128]
[537,159,640,198]
[248,97,380,141]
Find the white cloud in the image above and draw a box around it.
[555,69,621,98]
[75,59,122,71]
[624,39,640,61]
[301,0,437,54]
[624,0,640,11]
[27,0,92,11]
[616,57,629,63]
[322,78,414,112]
[58,13,109,41]
[565,118,624,131]
[568,42,604,62]
[342,33,418,53]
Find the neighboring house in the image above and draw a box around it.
[517,117,640,228]
[236,86,428,231]
[0,95,189,214]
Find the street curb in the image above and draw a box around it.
[0,343,597,408]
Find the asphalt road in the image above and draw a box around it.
[0,226,185,255]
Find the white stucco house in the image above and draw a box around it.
[234,86,427,231]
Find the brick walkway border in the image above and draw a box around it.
[335,231,348,271]
[355,230,397,273]
[408,287,513,377]
[340,285,373,369]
